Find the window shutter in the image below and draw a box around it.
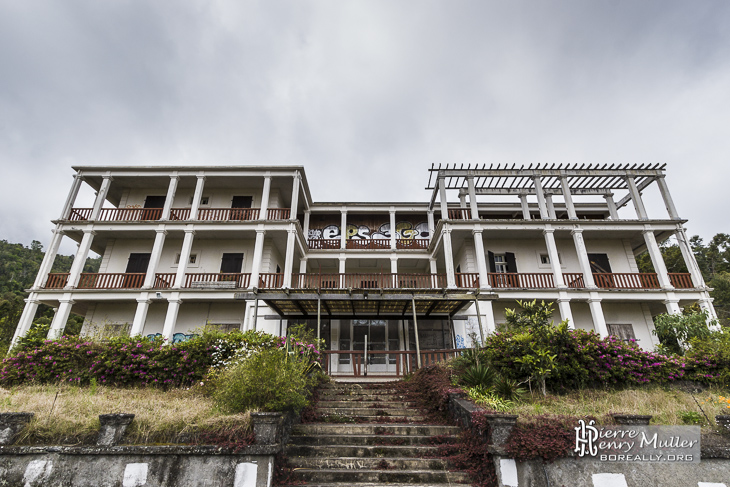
[487,251,496,273]
[506,252,518,273]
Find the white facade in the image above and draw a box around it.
[13,164,716,371]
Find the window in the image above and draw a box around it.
[607,324,637,342]
[189,196,210,206]
[205,323,240,333]
[174,253,199,266]
[538,253,562,267]
[493,255,508,273]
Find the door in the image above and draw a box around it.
[143,196,166,220]
[220,253,244,285]
[351,319,397,375]
[124,253,150,287]
[230,196,253,220]
[588,253,613,287]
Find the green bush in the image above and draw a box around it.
[213,348,317,413]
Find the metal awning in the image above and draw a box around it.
[235,289,496,319]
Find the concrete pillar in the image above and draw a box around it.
[90,176,112,220]
[656,176,680,220]
[626,176,648,220]
[48,296,74,339]
[162,294,182,342]
[571,228,597,288]
[477,300,496,335]
[340,209,347,250]
[604,193,619,219]
[143,229,167,288]
[32,228,65,289]
[11,296,40,347]
[519,193,531,219]
[60,174,83,220]
[339,255,346,288]
[130,294,151,336]
[283,226,297,288]
[533,177,549,219]
[173,229,195,289]
[438,178,449,220]
[188,175,206,220]
[303,210,311,239]
[250,229,266,289]
[588,294,608,338]
[560,176,578,220]
[260,175,272,220]
[664,297,681,315]
[290,173,301,218]
[389,208,397,250]
[429,258,438,274]
[643,229,673,289]
[459,192,467,208]
[545,194,557,219]
[66,230,95,289]
[675,227,706,288]
[427,211,435,239]
[442,226,456,288]
[557,294,574,329]
[468,177,479,220]
[543,228,565,287]
[161,174,179,220]
[299,258,308,274]
[472,229,490,290]
[390,256,398,287]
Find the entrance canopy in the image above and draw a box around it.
[235,289,496,319]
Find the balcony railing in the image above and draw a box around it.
[308,239,341,249]
[154,273,176,288]
[346,239,390,250]
[448,208,471,220]
[44,273,70,289]
[68,208,92,221]
[185,273,251,288]
[488,272,555,288]
[198,208,260,221]
[456,273,480,288]
[669,273,694,289]
[396,239,429,250]
[67,206,286,221]
[267,208,291,220]
[593,273,660,289]
[290,273,451,289]
[77,273,145,289]
[259,273,284,288]
[563,273,585,288]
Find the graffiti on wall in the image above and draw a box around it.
[308,221,430,240]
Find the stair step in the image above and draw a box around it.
[288,456,449,470]
[316,406,420,416]
[292,423,460,436]
[280,484,470,487]
[285,444,440,457]
[317,399,417,408]
[289,468,470,483]
[288,433,457,446]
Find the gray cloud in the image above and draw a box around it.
[2,0,729,254]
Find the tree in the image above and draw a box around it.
[652,309,716,355]
[691,233,730,280]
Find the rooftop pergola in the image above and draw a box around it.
[426,162,668,211]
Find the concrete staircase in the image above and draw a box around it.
[281,381,471,486]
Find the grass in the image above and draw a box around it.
[499,385,730,430]
[0,384,251,446]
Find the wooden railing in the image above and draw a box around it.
[593,273,660,289]
[44,273,70,289]
[669,273,694,289]
[290,273,449,289]
[97,208,163,221]
[169,208,191,220]
[308,239,341,250]
[448,208,471,220]
[77,273,145,289]
[396,239,429,250]
[488,272,554,288]
[198,208,260,221]
[259,273,284,288]
[68,208,92,221]
[185,273,251,288]
[154,273,176,288]
[455,273,480,288]
[397,273,448,288]
[266,208,291,220]
[346,239,390,250]
[563,273,585,288]
[320,349,462,377]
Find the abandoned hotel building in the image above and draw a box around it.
[11,164,717,375]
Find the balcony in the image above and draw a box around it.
[307,238,430,250]
[346,239,390,250]
[487,272,695,290]
[67,207,291,222]
[290,273,477,289]
[448,208,472,220]
[185,273,251,288]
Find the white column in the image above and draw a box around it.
[439,178,449,220]
[390,256,398,288]
[560,177,578,220]
[675,227,705,288]
[477,300,496,335]
[604,193,620,219]
[303,210,311,238]
[571,228,597,288]
[340,209,347,250]
[699,296,720,330]
[188,175,206,220]
[533,177,549,219]
[161,175,179,220]
[174,229,195,289]
[283,226,297,288]
[588,293,608,338]
[472,229,490,290]
[66,230,95,289]
[60,174,83,220]
[443,226,456,288]
[339,255,346,288]
[467,177,479,220]
[143,229,167,288]
[299,258,308,273]
[290,173,301,218]
[626,176,648,220]
[427,211,435,239]
[11,295,40,346]
[260,175,272,220]
[90,176,113,220]
[389,208,397,250]
[664,296,681,315]
[656,176,680,220]
[429,258,438,274]
[32,228,64,289]
[459,192,467,208]
[250,229,266,289]
[557,294,574,329]
[519,193,531,219]
[643,229,673,289]
[544,228,565,287]
[131,294,151,336]
[162,294,182,342]
[545,193,557,219]
[48,295,74,339]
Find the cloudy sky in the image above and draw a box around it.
[1,0,729,255]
